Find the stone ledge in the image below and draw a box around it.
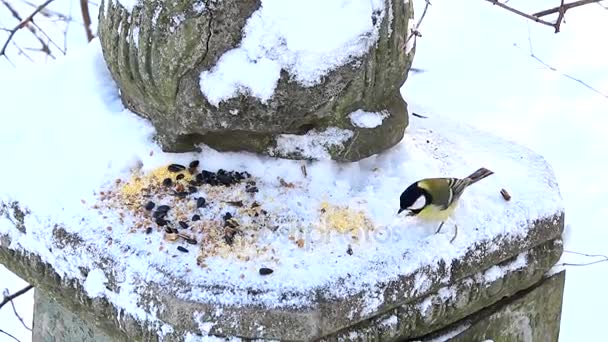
[0,212,563,341]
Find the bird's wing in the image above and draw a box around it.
[421,178,454,209]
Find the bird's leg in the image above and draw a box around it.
[450,224,458,243]
[435,221,445,234]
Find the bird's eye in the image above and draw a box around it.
[408,195,426,210]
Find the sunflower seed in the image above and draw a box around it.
[189,160,200,169]
[179,221,189,229]
[259,267,273,275]
[176,174,185,180]
[177,246,189,253]
[144,201,155,211]
[192,214,201,221]
[156,205,171,213]
[196,197,206,208]
[162,178,173,187]
[168,164,186,172]
[145,227,153,234]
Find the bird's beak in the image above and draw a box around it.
[397,208,406,215]
[398,208,413,216]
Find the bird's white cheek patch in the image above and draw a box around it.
[408,196,426,210]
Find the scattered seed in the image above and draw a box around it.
[223,212,233,221]
[168,164,186,172]
[174,191,189,198]
[162,178,173,187]
[153,210,167,219]
[177,246,189,253]
[188,186,198,194]
[144,201,155,211]
[217,173,234,186]
[176,174,185,180]
[259,267,274,275]
[192,214,201,221]
[145,227,153,234]
[189,160,200,169]
[156,218,168,226]
[225,218,240,229]
[171,227,179,234]
[225,200,243,207]
[246,185,259,193]
[251,201,261,208]
[196,197,206,208]
[181,235,197,245]
[500,188,511,201]
[179,221,189,229]
[157,205,171,213]
[164,226,173,234]
[347,245,354,255]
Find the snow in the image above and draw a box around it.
[199,0,385,106]
[349,109,390,128]
[117,0,138,11]
[0,37,562,337]
[482,252,528,284]
[269,127,354,160]
[83,268,109,298]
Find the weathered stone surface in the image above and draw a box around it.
[33,290,115,342]
[417,270,566,342]
[1,208,564,341]
[97,0,415,161]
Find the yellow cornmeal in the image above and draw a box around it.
[318,200,375,236]
[119,165,195,202]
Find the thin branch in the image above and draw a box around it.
[80,0,94,41]
[0,0,56,58]
[0,329,20,342]
[484,0,554,27]
[404,0,431,49]
[556,250,608,267]
[554,0,567,33]
[3,289,31,331]
[514,31,608,100]
[0,285,33,310]
[533,0,604,17]
[484,0,605,33]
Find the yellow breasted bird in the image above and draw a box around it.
[397,167,494,242]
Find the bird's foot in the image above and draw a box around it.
[449,224,458,243]
[435,221,445,234]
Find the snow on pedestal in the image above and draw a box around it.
[0,42,564,341]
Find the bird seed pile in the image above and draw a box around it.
[94,160,377,269]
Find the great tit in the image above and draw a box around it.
[398,167,494,242]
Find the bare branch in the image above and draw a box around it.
[533,0,604,17]
[557,250,608,267]
[0,0,56,59]
[404,0,431,50]
[484,0,554,27]
[80,0,94,41]
[2,288,31,331]
[0,285,33,310]
[514,33,608,99]
[484,0,606,33]
[0,329,20,342]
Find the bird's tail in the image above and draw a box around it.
[465,167,494,185]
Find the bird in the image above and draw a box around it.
[397,167,494,242]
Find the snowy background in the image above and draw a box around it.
[1,0,606,341]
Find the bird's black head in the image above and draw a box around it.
[398,182,432,215]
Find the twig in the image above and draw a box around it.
[0,329,20,342]
[3,289,31,331]
[484,0,605,33]
[0,0,56,58]
[0,285,34,310]
[80,0,94,41]
[533,0,604,17]
[514,29,608,99]
[404,0,431,49]
[556,250,608,267]
[484,0,554,27]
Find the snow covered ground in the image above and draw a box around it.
[1,0,607,341]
